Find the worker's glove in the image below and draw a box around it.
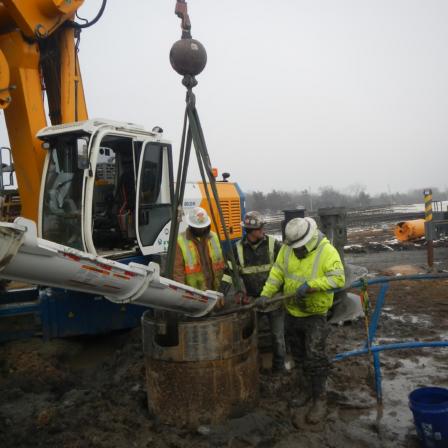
[215,296,225,309]
[234,291,250,306]
[295,283,310,302]
[255,296,269,309]
[218,281,231,296]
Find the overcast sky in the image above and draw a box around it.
[7,0,448,196]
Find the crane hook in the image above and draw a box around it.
[170,0,207,83]
[175,0,191,39]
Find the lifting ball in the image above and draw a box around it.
[170,38,207,77]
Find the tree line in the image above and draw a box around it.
[245,186,448,212]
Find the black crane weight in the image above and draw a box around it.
[170,38,207,77]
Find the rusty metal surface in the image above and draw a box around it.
[142,309,257,362]
[142,309,259,427]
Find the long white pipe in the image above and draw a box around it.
[0,218,220,317]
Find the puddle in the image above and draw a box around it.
[376,336,403,344]
[382,311,432,327]
[358,355,448,443]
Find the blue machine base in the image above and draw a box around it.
[0,288,146,341]
[0,255,151,341]
[40,289,147,339]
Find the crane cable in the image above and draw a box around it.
[166,1,243,295]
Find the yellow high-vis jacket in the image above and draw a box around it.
[176,230,225,291]
[260,236,345,317]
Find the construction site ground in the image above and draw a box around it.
[1,215,448,447]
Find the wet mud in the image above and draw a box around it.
[1,238,448,447]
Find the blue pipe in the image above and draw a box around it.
[333,273,448,403]
[373,352,382,403]
[349,272,448,289]
[366,282,389,345]
[330,272,448,296]
[334,341,448,362]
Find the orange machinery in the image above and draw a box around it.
[394,219,425,242]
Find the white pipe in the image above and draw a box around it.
[0,218,220,317]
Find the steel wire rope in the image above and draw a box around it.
[185,98,243,293]
[165,111,192,279]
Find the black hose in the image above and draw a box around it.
[68,0,107,29]
[75,12,89,25]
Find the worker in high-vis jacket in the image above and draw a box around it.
[220,211,285,372]
[256,217,345,425]
[173,207,225,291]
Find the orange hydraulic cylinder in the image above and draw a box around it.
[0,31,47,222]
[59,26,88,122]
[394,219,425,242]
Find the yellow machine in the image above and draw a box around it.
[0,0,243,339]
[0,0,88,221]
[0,0,243,258]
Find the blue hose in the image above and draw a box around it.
[349,272,448,288]
[334,341,448,362]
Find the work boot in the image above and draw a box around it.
[306,375,327,424]
[306,396,327,424]
[289,388,312,408]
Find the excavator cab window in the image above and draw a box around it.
[91,135,137,255]
[76,138,89,170]
[136,142,173,253]
[41,133,173,256]
[41,135,87,250]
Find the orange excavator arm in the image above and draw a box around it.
[0,0,89,221]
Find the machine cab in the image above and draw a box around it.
[38,119,173,258]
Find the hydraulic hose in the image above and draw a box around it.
[68,0,107,29]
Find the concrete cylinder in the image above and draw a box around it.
[141,309,259,428]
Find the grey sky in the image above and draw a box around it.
[8,1,448,195]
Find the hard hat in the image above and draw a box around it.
[285,217,317,248]
[242,211,265,229]
[186,207,211,229]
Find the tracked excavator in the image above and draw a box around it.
[0,1,363,341]
[0,0,244,338]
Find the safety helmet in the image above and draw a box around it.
[242,211,265,230]
[285,217,317,248]
[186,206,211,229]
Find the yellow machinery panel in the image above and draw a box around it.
[0,49,11,108]
[198,182,243,241]
[0,0,84,38]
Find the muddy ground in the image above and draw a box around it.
[1,230,448,447]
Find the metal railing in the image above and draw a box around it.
[333,273,448,404]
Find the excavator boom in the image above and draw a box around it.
[0,217,220,317]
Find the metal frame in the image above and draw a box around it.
[333,273,448,403]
